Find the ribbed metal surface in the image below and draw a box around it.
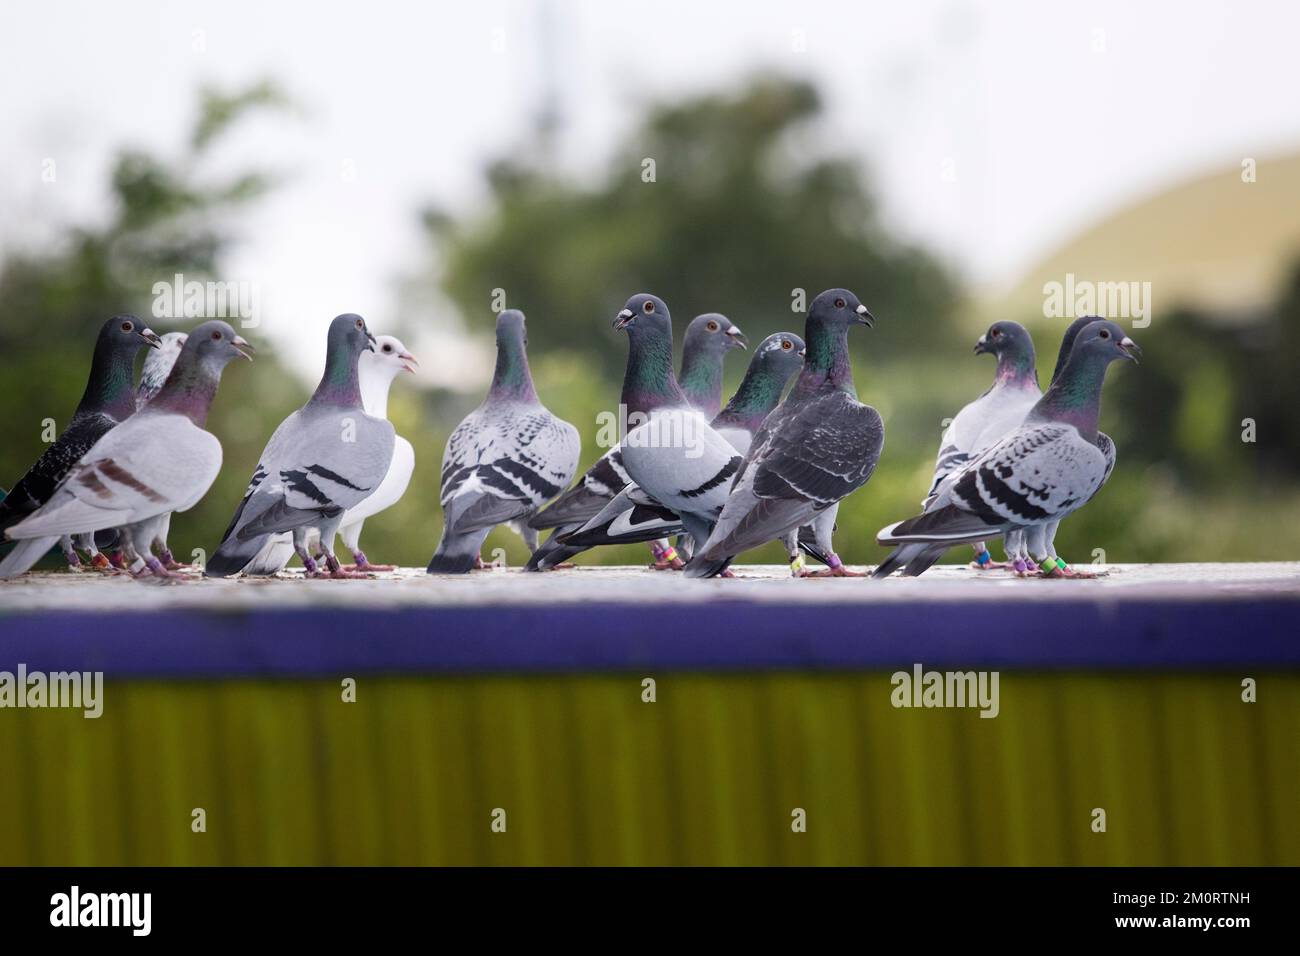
[1,672,1295,865]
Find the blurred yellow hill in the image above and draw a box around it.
[981,152,1300,322]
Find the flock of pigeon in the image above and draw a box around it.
[0,288,1139,582]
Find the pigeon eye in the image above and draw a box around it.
[991,328,1002,337]
[642,300,655,314]
[121,321,133,332]
[383,344,393,353]
[781,340,792,350]
[706,320,719,332]
[834,297,847,309]
[211,330,222,341]
[355,318,365,330]
[1099,329,1110,339]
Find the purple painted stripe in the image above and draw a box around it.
[0,597,1297,677]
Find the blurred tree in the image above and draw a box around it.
[424,77,960,368]
[0,81,304,567]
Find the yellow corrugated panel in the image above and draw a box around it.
[0,673,1295,866]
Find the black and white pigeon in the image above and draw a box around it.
[240,334,420,575]
[206,314,394,579]
[525,293,690,571]
[678,313,748,418]
[0,315,161,571]
[0,321,251,579]
[872,319,1139,578]
[559,331,805,554]
[1033,314,1119,576]
[926,320,1041,570]
[427,310,580,573]
[685,288,884,578]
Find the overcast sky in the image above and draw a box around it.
[3,0,1298,384]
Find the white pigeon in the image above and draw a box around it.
[0,321,252,579]
[243,334,418,574]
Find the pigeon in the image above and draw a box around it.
[0,315,161,571]
[428,310,580,573]
[1035,314,1119,576]
[244,334,420,574]
[926,320,1041,570]
[525,293,689,571]
[0,321,251,579]
[685,289,884,578]
[206,314,394,579]
[678,313,748,418]
[559,332,806,553]
[872,319,1139,578]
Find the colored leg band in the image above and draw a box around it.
[1056,557,1068,570]
[975,550,991,566]
[1040,557,1058,574]
[827,554,843,570]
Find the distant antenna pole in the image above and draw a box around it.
[534,0,561,164]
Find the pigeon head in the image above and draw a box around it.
[683,313,748,354]
[975,320,1037,385]
[1050,315,1116,384]
[329,313,377,356]
[365,334,419,378]
[496,309,529,348]
[1067,319,1141,366]
[189,320,255,368]
[808,289,874,329]
[755,331,806,375]
[78,315,165,419]
[101,314,163,353]
[613,293,671,337]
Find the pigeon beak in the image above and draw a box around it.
[797,347,807,358]
[612,308,635,331]
[231,336,255,361]
[854,304,875,327]
[366,332,378,352]
[973,335,989,355]
[725,327,748,350]
[1119,336,1142,362]
[139,327,163,349]
[400,351,419,374]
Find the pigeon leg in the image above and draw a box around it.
[803,554,864,578]
[649,540,684,571]
[969,541,1013,571]
[59,536,83,571]
[314,517,371,579]
[343,549,396,573]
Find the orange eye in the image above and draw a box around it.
[642,300,654,313]
[781,340,792,350]
[706,321,719,332]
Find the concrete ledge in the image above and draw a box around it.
[1,563,1297,676]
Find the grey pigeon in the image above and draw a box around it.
[206,314,394,579]
[679,313,748,418]
[0,321,251,579]
[239,334,421,574]
[560,332,805,553]
[0,315,161,571]
[428,310,580,573]
[926,320,1041,570]
[872,319,1139,578]
[525,293,690,571]
[685,289,884,578]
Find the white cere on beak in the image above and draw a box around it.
[856,304,869,315]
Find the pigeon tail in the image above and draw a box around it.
[0,535,60,579]
[682,553,733,579]
[525,529,583,571]
[426,527,491,575]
